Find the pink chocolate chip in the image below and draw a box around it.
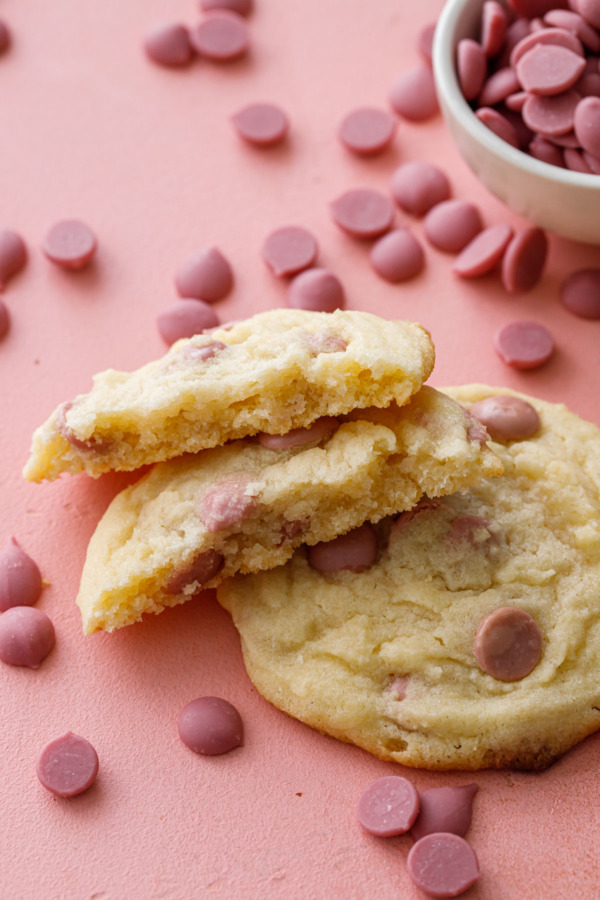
[576,71,600,97]
[258,417,339,450]
[261,226,318,277]
[560,268,600,318]
[330,188,394,239]
[465,408,489,443]
[563,146,593,171]
[411,785,479,841]
[175,247,233,302]
[0,537,43,612]
[407,833,481,898]
[36,732,99,797]
[0,606,55,669]
[505,90,528,112]
[469,395,540,441]
[510,27,584,67]
[529,134,566,166]
[475,606,542,681]
[516,44,586,96]
[498,18,531,68]
[231,103,289,147]
[178,696,243,755]
[501,227,547,293]
[165,549,225,594]
[288,268,345,312]
[390,161,451,217]
[184,340,227,363]
[42,219,97,270]
[200,473,257,532]
[0,299,9,339]
[189,12,249,61]
[157,299,220,345]
[144,22,194,67]
[446,514,496,547]
[481,1,508,57]
[199,0,253,14]
[57,402,112,452]
[479,67,521,107]
[522,88,580,135]
[424,200,483,254]
[305,332,347,355]
[457,38,487,101]
[494,320,554,369]
[499,106,535,149]
[279,519,306,543]
[369,229,425,282]
[387,674,410,699]
[390,499,443,538]
[547,128,581,147]
[452,224,514,278]
[338,107,396,156]
[307,523,378,574]
[574,95,600,157]
[388,65,439,121]
[544,9,600,52]
[0,229,27,289]
[583,149,600,172]
[187,339,227,364]
[572,0,600,29]
[475,106,520,148]
[508,0,569,15]
[357,776,420,837]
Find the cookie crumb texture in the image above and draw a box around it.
[76,387,501,633]
[218,386,600,771]
[23,309,434,482]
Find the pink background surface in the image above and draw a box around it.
[1,1,600,897]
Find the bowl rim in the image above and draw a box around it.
[432,0,600,190]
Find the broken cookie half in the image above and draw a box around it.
[76,386,501,633]
[24,308,434,482]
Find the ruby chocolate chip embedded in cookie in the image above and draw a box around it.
[469,395,541,442]
[307,523,378,574]
[199,472,260,533]
[474,606,543,681]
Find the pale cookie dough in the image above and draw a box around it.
[218,386,600,771]
[76,386,501,633]
[23,309,434,482]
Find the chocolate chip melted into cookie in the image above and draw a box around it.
[389,500,506,592]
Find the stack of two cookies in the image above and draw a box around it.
[25,309,600,770]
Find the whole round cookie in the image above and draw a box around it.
[218,386,600,771]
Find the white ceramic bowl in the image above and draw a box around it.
[432,0,600,245]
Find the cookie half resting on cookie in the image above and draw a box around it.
[23,309,434,482]
[76,386,501,633]
[218,386,600,772]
